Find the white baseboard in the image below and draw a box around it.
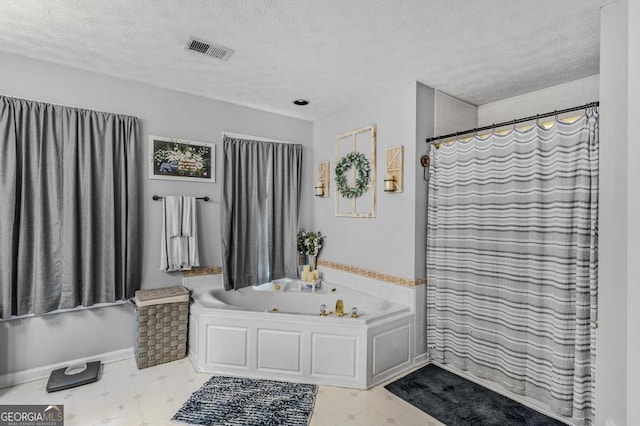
[413,352,429,365]
[0,347,134,389]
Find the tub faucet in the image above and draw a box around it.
[319,304,327,316]
[335,299,344,317]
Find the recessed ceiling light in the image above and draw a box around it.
[293,99,310,106]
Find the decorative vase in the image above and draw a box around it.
[306,255,317,270]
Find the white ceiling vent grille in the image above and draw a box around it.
[185,36,234,61]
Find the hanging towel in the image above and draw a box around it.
[160,196,200,271]
[185,197,199,266]
[165,196,183,237]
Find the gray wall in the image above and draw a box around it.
[598,0,636,424]
[477,75,599,127]
[0,51,313,376]
[627,1,640,423]
[414,83,436,280]
[312,81,434,281]
[434,90,478,136]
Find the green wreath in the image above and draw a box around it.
[335,152,371,199]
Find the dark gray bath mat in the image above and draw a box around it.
[385,364,566,425]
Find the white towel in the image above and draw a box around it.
[185,197,199,266]
[165,196,183,237]
[181,196,192,237]
[160,196,200,272]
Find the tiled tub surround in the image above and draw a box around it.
[184,274,417,389]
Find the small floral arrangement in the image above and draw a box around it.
[297,230,324,256]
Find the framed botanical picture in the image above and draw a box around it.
[149,135,215,182]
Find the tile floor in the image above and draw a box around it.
[0,357,443,426]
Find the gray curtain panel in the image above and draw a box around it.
[221,136,302,291]
[0,96,140,319]
[426,112,599,423]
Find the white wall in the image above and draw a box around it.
[627,1,640,423]
[478,75,599,126]
[597,1,628,424]
[415,84,436,280]
[434,90,478,137]
[0,51,313,377]
[312,81,435,281]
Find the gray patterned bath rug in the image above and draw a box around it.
[172,376,317,425]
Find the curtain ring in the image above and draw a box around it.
[491,124,496,135]
[554,110,559,121]
[535,114,540,127]
[512,119,516,131]
[473,128,477,138]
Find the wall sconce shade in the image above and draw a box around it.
[384,175,397,192]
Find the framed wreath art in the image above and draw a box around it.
[334,124,376,218]
[334,152,370,199]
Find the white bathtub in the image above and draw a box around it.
[186,277,415,389]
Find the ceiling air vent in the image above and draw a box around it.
[185,36,234,61]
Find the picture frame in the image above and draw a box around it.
[149,135,215,182]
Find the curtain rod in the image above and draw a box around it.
[152,195,210,201]
[425,101,599,144]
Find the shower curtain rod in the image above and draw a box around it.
[425,101,599,144]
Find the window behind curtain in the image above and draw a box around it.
[220,136,302,291]
[0,96,140,319]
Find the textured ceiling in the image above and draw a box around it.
[0,0,602,120]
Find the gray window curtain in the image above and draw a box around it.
[221,136,302,291]
[426,112,599,423]
[0,96,140,319]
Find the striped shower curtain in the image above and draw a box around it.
[426,112,598,423]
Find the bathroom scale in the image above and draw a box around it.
[46,361,102,392]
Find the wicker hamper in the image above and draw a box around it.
[134,285,190,369]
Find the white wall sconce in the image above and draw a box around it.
[384,146,403,193]
[315,161,330,197]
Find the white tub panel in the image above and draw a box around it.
[206,325,248,367]
[372,323,410,376]
[257,329,301,373]
[188,314,198,358]
[311,333,357,378]
[187,278,418,389]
